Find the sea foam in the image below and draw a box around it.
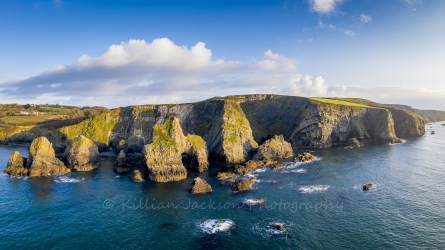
[199,219,235,234]
[54,177,85,183]
[299,185,329,194]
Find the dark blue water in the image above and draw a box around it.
[1,123,444,249]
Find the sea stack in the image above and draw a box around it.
[26,137,71,177]
[64,135,100,171]
[187,177,212,193]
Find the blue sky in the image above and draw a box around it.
[1,0,444,109]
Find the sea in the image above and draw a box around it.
[0,122,444,249]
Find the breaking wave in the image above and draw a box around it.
[199,219,235,234]
[299,185,329,194]
[54,177,85,183]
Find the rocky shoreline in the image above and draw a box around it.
[1,95,430,193]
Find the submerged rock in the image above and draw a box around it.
[114,150,131,173]
[64,135,100,171]
[269,163,285,170]
[217,172,236,179]
[4,151,27,176]
[294,152,316,163]
[188,177,212,193]
[26,137,71,177]
[130,170,143,182]
[221,179,235,185]
[363,183,373,191]
[231,179,255,192]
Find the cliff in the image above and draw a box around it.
[2,95,427,167]
[385,104,445,123]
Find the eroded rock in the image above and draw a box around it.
[363,183,373,191]
[294,152,316,163]
[188,177,212,193]
[114,150,131,173]
[26,137,71,177]
[4,151,27,176]
[253,135,293,161]
[64,135,100,171]
[130,170,143,182]
[143,117,188,182]
[231,179,255,192]
[269,223,286,232]
[186,135,209,172]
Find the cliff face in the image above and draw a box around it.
[23,95,422,168]
[386,104,445,123]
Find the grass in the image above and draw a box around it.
[309,98,373,108]
[1,115,58,127]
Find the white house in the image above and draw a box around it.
[20,111,30,115]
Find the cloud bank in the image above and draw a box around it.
[1,38,444,110]
[0,38,326,107]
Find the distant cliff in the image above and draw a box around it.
[385,104,445,123]
[10,95,418,166]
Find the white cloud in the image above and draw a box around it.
[317,18,336,29]
[360,14,372,24]
[0,38,307,107]
[280,75,328,96]
[309,0,344,15]
[344,30,356,36]
[307,38,314,42]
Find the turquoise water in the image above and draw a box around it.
[1,123,444,249]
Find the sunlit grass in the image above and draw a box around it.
[309,98,373,108]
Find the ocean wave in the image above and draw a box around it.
[290,169,308,173]
[54,177,85,183]
[243,199,265,205]
[389,139,406,145]
[285,158,320,169]
[299,185,329,194]
[199,219,235,234]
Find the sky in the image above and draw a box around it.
[0,0,444,109]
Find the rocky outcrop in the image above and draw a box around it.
[26,137,71,177]
[63,135,100,171]
[348,138,362,148]
[253,135,293,161]
[143,117,188,182]
[130,170,143,182]
[3,151,27,176]
[294,152,316,163]
[188,177,212,193]
[231,135,292,175]
[363,183,373,191]
[186,135,209,172]
[269,223,286,232]
[114,150,131,173]
[142,117,211,182]
[231,179,255,192]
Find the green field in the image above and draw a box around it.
[309,98,373,108]
[1,115,57,126]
